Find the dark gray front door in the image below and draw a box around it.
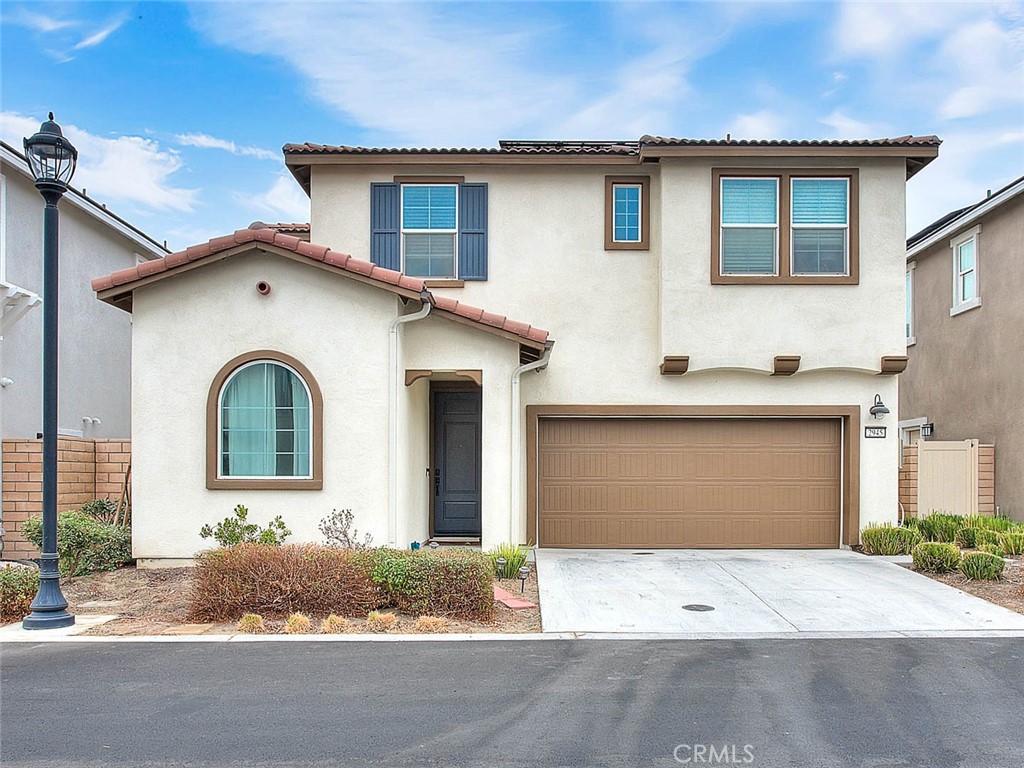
[432,389,482,537]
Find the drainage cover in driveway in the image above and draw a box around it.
[682,604,715,612]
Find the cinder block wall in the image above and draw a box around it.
[899,443,995,519]
[0,437,131,560]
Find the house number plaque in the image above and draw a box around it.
[864,426,887,438]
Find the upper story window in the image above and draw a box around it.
[402,184,457,278]
[604,176,650,250]
[711,168,859,285]
[950,226,981,316]
[207,352,323,490]
[906,263,916,345]
[371,178,488,281]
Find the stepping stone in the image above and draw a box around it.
[494,585,537,610]
[79,600,123,609]
[161,624,211,635]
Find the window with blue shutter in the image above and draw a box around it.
[720,178,778,275]
[791,178,849,275]
[370,181,488,280]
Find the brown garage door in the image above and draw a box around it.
[537,418,841,548]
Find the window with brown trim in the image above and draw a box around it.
[206,351,324,490]
[605,176,650,250]
[711,168,859,284]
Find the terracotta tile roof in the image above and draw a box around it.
[92,225,551,349]
[263,222,310,233]
[640,134,942,147]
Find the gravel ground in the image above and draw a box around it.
[917,554,1024,615]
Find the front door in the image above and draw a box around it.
[432,388,482,537]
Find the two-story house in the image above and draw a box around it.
[92,135,939,565]
[902,175,1024,520]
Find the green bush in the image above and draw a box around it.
[860,524,923,555]
[972,514,1020,533]
[912,542,961,573]
[0,566,39,622]
[916,513,964,543]
[953,526,979,549]
[22,511,131,576]
[997,532,1024,556]
[978,543,1005,557]
[79,498,119,524]
[975,529,1003,549]
[370,548,494,620]
[199,504,291,548]
[488,541,530,577]
[958,551,1005,580]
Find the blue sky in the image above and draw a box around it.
[2,1,1022,250]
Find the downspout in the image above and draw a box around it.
[510,342,553,545]
[389,293,432,546]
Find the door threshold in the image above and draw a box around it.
[427,536,482,545]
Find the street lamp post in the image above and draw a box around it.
[22,113,77,630]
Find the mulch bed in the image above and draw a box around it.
[914,555,1024,615]
[53,564,541,636]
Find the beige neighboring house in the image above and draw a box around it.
[902,175,1024,520]
[92,135,940,566]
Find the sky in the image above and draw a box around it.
[2,0,1022,251]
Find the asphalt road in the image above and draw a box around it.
[1,638,1022,767]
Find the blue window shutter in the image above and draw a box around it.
[370,183,400,270]
[458,183,488,280]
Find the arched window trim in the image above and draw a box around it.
[206,351,324,490]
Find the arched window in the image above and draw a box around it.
[207,352,323,489]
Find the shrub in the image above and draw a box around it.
[319,508,373,550]
[412,615,450,634]
[284,613,312,634]
[860,524,923,555]
[199,504,291,548]
[320,614,349,633]
[973,515,1020,533]
[189,544,382,621]
[79,498,119,524]
[975,529,1003,549]
[0,566,39,623]
[366,610,398,633]
[958,552,1005,581]
[912,542,961,573]
[916,513,964,543]
[22,511,131,576]
[370,548,494,620]
[953,526,979,549]
[488,542,529,577]
[236,613,266,634]
[978,543,1005,557]
[997,532,1024,556]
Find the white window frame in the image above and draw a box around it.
[720,176,779,277]
[611,182,643,244]
[217,359,315,481]
[906,261,916,346]
[400,183,459,279]
[790,176,850,277]
[950,225,981,316]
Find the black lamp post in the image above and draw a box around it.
[22,113,77,630]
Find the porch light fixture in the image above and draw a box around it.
[869,394,890,420]
[518,565,530,593]
[21,113,78,630]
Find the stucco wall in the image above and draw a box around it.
[901,193,1024,519]
[0,164,142,439]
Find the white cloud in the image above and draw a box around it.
[819,109,876,138]
[833,1,980,58]
[234,173,310,224]
[728,110,787,140]
[937,17,1024,119]
[0,112,199,212]
[176,133,279,161]
[73,16,127,51]
[5,7,77,33]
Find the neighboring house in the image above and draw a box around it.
[902,175,1024,520]
[92,135,939,565]
[0,141,168,440]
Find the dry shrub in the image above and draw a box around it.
[189,544,382,621]
[412,615,450,634]
[366,610,398,633]
[284,613,312,634]
[320,614,349,633]
[236,613,266,634]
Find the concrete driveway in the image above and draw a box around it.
[536,549,1024,636]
